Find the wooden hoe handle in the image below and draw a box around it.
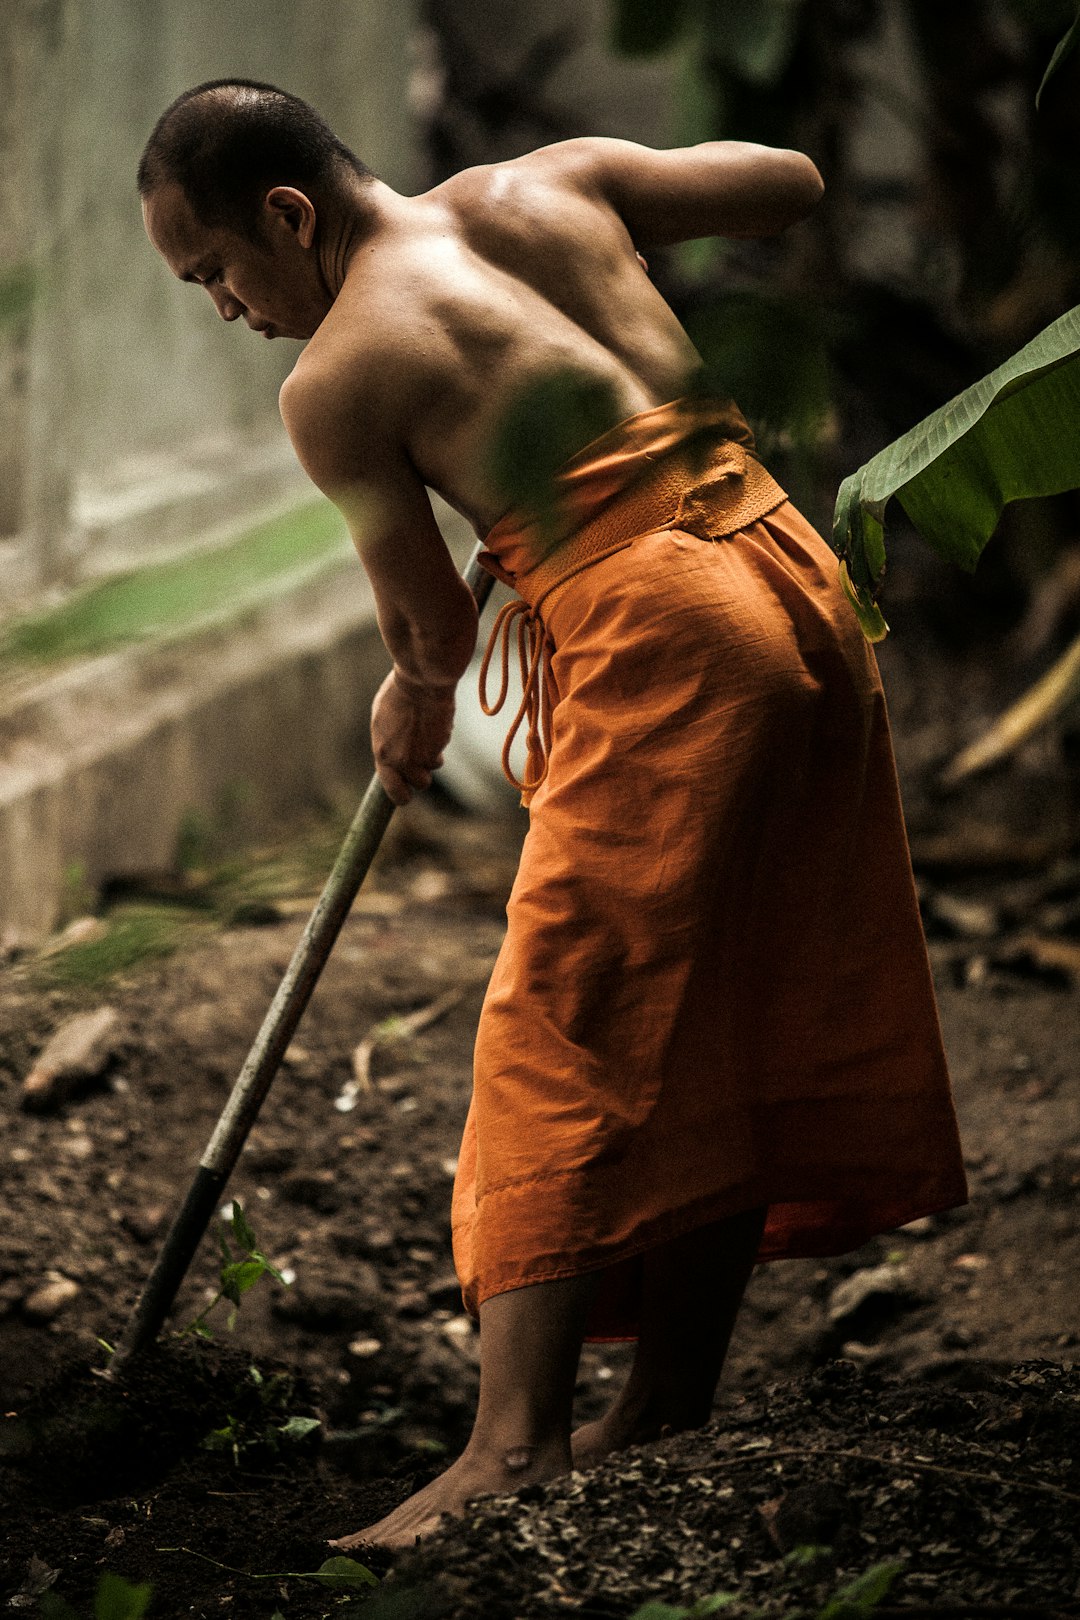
[113,548,496,1370]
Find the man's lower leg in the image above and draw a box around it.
[332,1269,596,1549]
[574,1204,767,1463]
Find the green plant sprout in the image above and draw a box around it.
[159,1544,377,1593]
[627,1554,902,1620]
[816,1560,902,1620]
[201,1364,321,1466]
[178,1200,288,1339]
[39,1571,152,1620]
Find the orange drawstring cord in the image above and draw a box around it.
[478,598,556,796]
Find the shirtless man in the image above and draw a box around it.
[139,81,955,1551]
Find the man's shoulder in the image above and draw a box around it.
[438,140,685,260]
[278,333,404,486]
[438,137,630,211]
[282,284,414,414]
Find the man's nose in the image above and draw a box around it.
[207,285,244,322]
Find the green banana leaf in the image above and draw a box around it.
[831,303,1080,641]
[1037,4,1080,110]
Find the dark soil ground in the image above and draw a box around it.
[2,586,1080,1619]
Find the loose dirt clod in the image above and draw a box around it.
[0,753,1077,1616]
[21,1004,123,1112]
[21,1276,80,1322]
[382,1360,1080,1619]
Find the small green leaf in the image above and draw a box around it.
[1037,4,1080,110]
[818,1559,903,1620]
[217,1223,233,1266]
[278,1415,322,1441]
[314,1555,379,1591]
[203,1418,239,1453]
[252,1249,289,1286]
[94,1571,153,1620]
[786,1543,831,1568]
[220,1257,266,1304]
[230,1199,258,1253]
[838,562,889,643]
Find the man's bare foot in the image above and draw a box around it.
[329,1438,571,1551]
[571,1405,690,1469]
[571,1413,635,1470]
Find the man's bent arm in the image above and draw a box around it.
[280,375,478,694]
[551,136,823,245]
[280,375,478,802]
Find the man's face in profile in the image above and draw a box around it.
[142,181,318,341]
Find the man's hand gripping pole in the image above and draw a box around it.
[111,548,496,1372]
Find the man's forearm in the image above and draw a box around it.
[376,581,479,693]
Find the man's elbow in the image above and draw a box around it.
[716,144,824,238]
[781,151,824,223]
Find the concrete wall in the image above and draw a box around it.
[0,0,686,939]
[0,0,419,604]
[0,0,423,938]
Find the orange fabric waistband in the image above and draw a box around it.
[477,396,787,800]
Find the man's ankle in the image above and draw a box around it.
[466,1428,571,1475]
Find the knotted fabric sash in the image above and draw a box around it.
[476,395,787,799]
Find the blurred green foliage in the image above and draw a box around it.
[37,904,191,988]
[607,0,1080,612]
[0,501,348,668]
[613,0,692,55]
[0,264,34,329]
[485,369,625,534]
[29,800,361,991]
[681,289,830,456]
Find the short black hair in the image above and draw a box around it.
[138,79,373,237]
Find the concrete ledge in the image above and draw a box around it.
[0,503,476,940]
[73,439,312,580]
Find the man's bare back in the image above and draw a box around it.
[142,106,820,800]
[283,138,818,536]
[290,147,702,532]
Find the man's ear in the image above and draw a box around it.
[264,186,317,248]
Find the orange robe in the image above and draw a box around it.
[451,396,967,1340]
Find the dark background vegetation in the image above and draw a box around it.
[426,0,1080,653]
[4,9,1080,1615]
